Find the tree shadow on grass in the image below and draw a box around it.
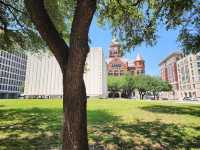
[87,110,200,150]
[88,110,119,125]
[0,108,200,150]
[118,121,200,149]
[141,105,200,117]
[0,108,62,150]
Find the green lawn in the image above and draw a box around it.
[0,99,200,150]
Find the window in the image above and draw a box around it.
[189,92,192,97]
[197,62,200,68]
[196,55,200,61]
[193,92,196,97]
[112,64,121,68]
[185,93,187,97]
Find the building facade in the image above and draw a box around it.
[177,52,200,98]
[0,50,27,98]
[24,48,107,98]
[159,52,183,100]
[107,39,145,76]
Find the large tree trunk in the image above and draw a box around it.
[62,67,88,150]
[61,0,96,148]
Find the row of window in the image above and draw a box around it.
[0,72,25,81]
[181,91,196,97]
[0,50,27,60]
[112,64,122,68]
[0,56,26,65]
[0,60,27,70]
[180,84,195,90]
[108,69,144,76]
[0,66,26,76]
[108,72,124,76]
[0,84,21,92]
[0,78,24,86]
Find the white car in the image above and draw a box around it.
[183,97,198,101]
[192,97,200,101]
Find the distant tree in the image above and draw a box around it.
[107,74,136,98]
[161,81,172,92]
[107,76,122,97]
[120,74,135,98]
[135,75,151,100]
[148,76,172,100]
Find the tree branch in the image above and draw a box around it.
[132,0,143,7]
[24,0,69,70]
[0,0,24,14]
[70,0,97,49]
[6,5,26,31]
[116,0,143,9]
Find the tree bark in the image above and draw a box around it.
[25,0,96,150]
[62,64,88,150]
[62,1,96,148]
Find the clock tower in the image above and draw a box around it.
[109,38,121,58]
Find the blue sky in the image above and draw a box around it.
[89,18,181,76]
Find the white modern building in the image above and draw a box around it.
[177,52,200,98]
[0,50,27,98]
[24,48,108,98]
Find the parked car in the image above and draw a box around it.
[144,95,155,100]
[191,97,200,101]
[183,97,198,101]
[183,97,192,101]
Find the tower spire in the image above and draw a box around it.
[135,53,143,61]
[109,38,120,57]
[111,36,118,45]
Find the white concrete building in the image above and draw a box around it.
[177,52,200,98]
[24,48,107,98]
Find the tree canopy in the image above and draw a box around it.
[0,0,199,54]
[108,74,136,98]
[107,74,172,99]
[147,76,172,99]
[107,75,122,92]
[0,0,73,52]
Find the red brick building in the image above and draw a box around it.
[159,52,183,99]
[107,39,145,76]
[159,52,183,90]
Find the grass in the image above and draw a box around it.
[0,99,200,149]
